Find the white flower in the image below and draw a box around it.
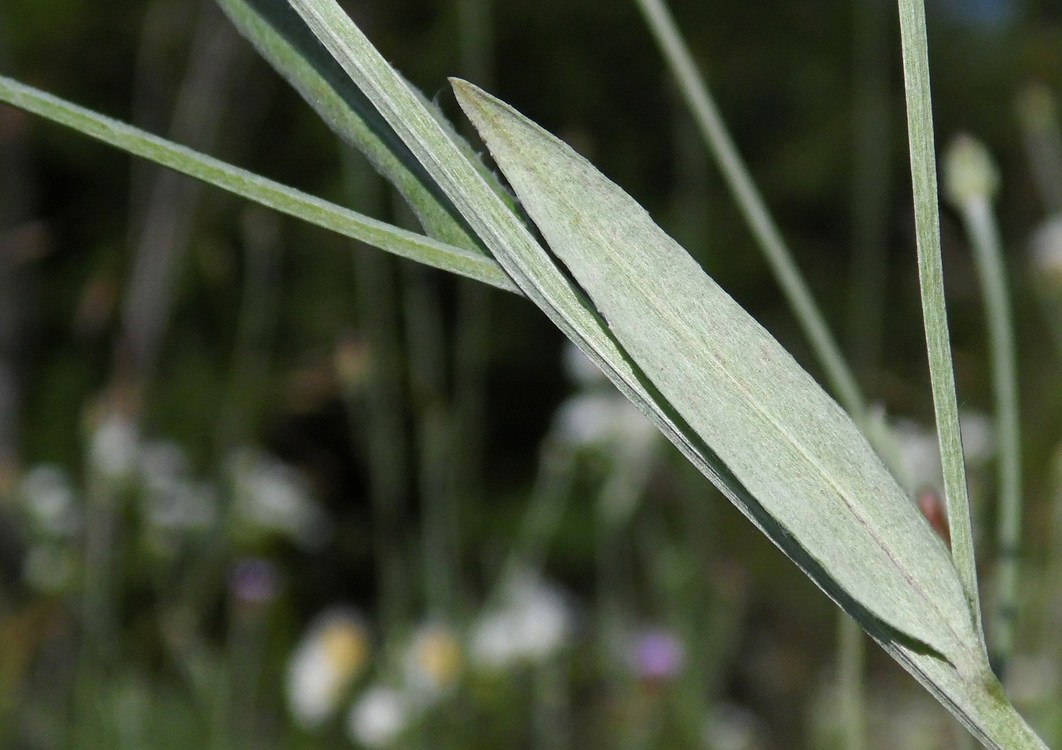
[228,447,328,549]
[347,686,412,748]
[286,607,369,729]
[551,392,655,455]
[470,571,573,670]
[890,411,995,493]
[402,623,462,701]
[942,134,999,207]
[88,412,139,481]
[18,465,80,537]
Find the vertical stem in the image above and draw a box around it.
[962,196,1022,680]
[119,0,244,384]
[896,0,983,635]
[632,0,866,419]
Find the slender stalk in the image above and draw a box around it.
[631,0,866,419]
[0,75,518,293]
[943,135,1023,680]
[896,0,983,635]
[120,0,244,382]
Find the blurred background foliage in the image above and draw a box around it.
[1,0,1062,747]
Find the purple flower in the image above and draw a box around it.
[229,557,280,605]
[630,628,685,682]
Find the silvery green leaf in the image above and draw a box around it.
[453,79,977,671]
[450,81,1046,749]
[283,2,1044,744]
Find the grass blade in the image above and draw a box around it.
[0,75,517,293]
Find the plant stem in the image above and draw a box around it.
[961,193,1022,680]
[631,0,866,420]
[896,0,983,635]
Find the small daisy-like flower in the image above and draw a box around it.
[470,571,573,670]
[402,622,462,700]
[88,411,139,482]
[19,465,80,538]
[551,392,655,455]
[228,447,329,549]
[287,607,369,729]
[347,685,412,748]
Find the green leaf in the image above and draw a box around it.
[452,78,977,671]
[0,75,516,293]
[450,81,1046,749]
[215,0,518,250]
[280,2,1043,743]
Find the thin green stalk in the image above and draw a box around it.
[965,194,1023,683]
[631,0,866,419]
[944,136,1023,680]
[0,75,518,294]
[120,0,244,381]
[896,0,983,636]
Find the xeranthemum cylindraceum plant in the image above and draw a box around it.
[0,0,1048,747]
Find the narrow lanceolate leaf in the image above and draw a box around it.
[452,81,1046,749]
[0,75,516,293]
[282,2,1042,743]
[455,79,977,673]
